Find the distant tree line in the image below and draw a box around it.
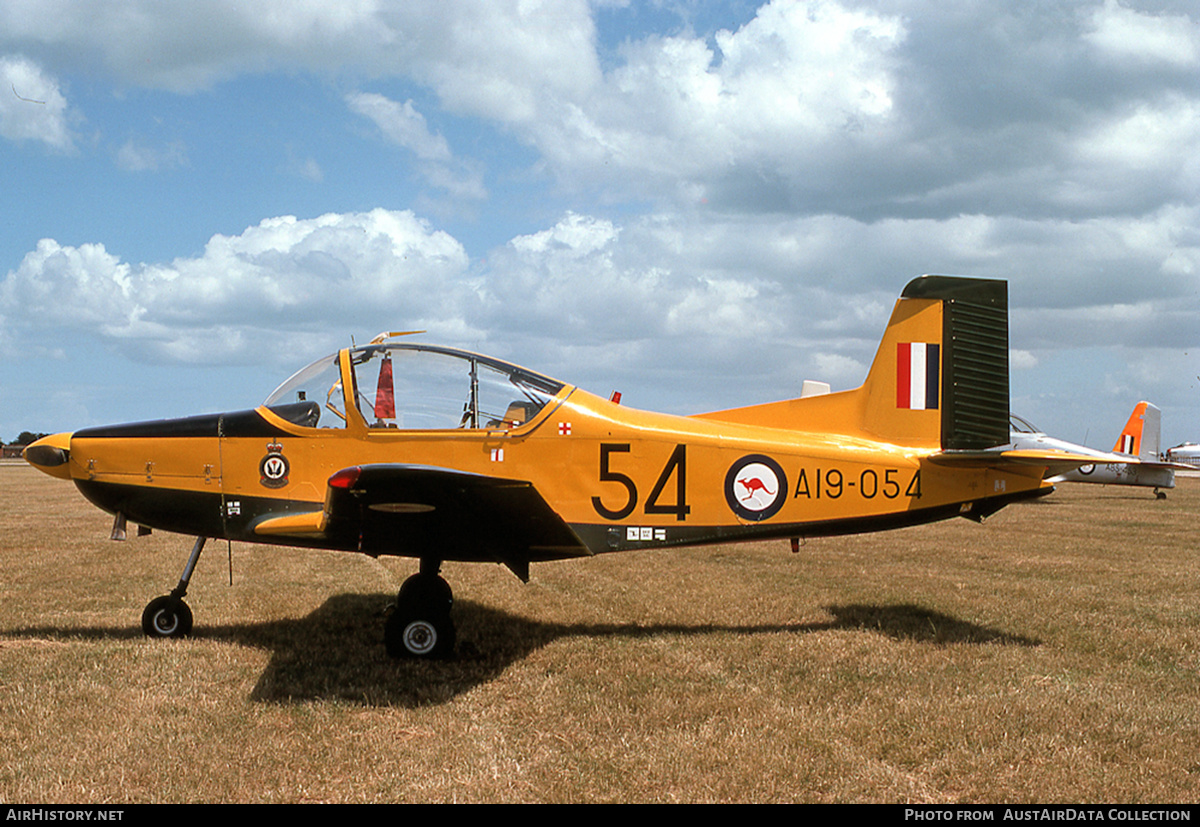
[4,432,48,446]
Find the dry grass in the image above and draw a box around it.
[1,462,1198,803]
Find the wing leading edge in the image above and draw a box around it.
[254,464,592,581]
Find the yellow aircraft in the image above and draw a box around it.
[24,275,1112,659]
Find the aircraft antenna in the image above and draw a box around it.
[369,330,426,344]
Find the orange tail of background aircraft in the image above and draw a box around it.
[1113,400,1161,460]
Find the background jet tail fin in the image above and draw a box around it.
[859,275,1009,451]
[1113,401,1162,459]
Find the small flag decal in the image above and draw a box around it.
[897,343,939,410]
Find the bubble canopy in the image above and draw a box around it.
[263,343,566,431]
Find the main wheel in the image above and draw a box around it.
[142,595,194,638]
[386,573,456,659]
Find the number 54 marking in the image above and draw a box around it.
[592,443,690,521]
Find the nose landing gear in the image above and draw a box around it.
[141,536,206,639]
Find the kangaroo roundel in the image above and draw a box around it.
[725,455,788,521]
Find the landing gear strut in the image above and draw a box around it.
[142,536,205,639]
[385,559,455,659]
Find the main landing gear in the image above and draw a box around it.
[142,536,205,639]
[385,559,456,659]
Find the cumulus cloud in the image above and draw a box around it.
[0,208,882,407]
[5,0,1197,221]
[480,213,786,350]
[1084,0,1200,67]
[0,0,601,95]
[2,201,1197,424]
[1,209,472,365]
[516,1,906,209]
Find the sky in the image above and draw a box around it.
[1,0,1198,452]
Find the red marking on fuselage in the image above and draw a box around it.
[737,476,775,501]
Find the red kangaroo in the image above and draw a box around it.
[737,476,775,501]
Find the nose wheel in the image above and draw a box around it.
[385,566,455,659]
[142,594,193,638]
[142,536,205,639]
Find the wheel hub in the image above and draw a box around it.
[152,609,179,635]
[402,620,438,655]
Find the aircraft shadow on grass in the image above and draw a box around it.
[2,595,1038,707]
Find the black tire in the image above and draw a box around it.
[142,595,194,638]
[397,573,453,613]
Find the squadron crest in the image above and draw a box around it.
[259,440,290,489]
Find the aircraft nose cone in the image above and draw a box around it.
[23,432,74,479]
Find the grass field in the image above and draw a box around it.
[1,463,1198,803]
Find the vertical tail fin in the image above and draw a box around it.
[860,275,1009,450]
[1113,401,1161,459]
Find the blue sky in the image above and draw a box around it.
[1,0,1198,451]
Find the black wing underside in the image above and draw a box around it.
[254,464,591,580]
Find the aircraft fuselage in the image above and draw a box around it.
[56,386,1050,563]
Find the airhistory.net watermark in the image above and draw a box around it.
[5,811,123,821]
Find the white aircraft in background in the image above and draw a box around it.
[1165,442,1200,469]
[1010,402,1179,497]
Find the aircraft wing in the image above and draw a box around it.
[928,447,1130,478]
[1140,459,1199,471]
[254,464,592,580]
